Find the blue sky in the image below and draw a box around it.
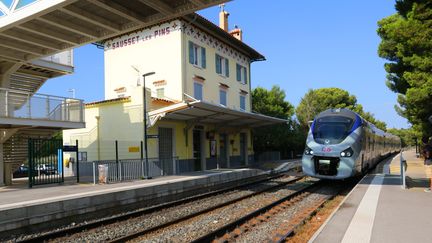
[39,0,410,129]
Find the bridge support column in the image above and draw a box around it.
[0,143,4,186]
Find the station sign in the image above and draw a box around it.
[128,146,140,153]
[147,134,159,139]
[63,145,78,152]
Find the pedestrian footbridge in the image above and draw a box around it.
[0,0,228,186]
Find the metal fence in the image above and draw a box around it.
[75,157,179,184]
[0,87,84,122]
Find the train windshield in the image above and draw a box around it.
[312,116,354,144]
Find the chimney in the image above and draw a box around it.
[219,4,229,32]
[229,27,242,41]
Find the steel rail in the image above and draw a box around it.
[107,176,305,243]
[15,171,297,243]
[190,180,321,243]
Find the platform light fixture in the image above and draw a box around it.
[143,71,155,179]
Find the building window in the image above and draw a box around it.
[194,82,203,100]
[156,88,164,98]
[215,54,229,77]
[240,95,246,111]
[219,89,227,106]
[236,64,248,84]
[189,41,206,68]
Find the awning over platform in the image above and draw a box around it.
[149,101,288,128]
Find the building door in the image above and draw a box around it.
[193,130,202,171]
[219,134,228,168]
[240,133,247,165]
[158,127,173,175]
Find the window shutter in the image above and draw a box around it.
[236,64,241,81]
[225,58,229,77]
[243,67,248,84]
[201,47,206,68]
[189,41,194,64]
[215,55,221,74]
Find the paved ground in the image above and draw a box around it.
[311,149,432,243]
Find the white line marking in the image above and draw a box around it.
[0,175,210,210]
[341,175,384,243]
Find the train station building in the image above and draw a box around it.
[63,9,286,173]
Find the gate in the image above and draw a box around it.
[28,139,64,187]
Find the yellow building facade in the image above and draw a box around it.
[64,11,285,172]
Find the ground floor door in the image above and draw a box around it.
[193,130,203,171]
[28,139,64,187]
[219,134,228,168]
[240,133,247,165]
[158,127,174,175]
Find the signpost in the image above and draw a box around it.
[63,140,79,183]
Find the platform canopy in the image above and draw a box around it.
[149,101,288,128]
[0,0,229,63]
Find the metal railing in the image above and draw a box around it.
[76,157,180,184]
[0,87,84,123]
[39,50,74,67]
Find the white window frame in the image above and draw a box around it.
[237,64,248,84]
[156,88,164,98]
[216,54,229,77]
[191,43,205,68]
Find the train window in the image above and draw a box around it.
[312,116,354,144]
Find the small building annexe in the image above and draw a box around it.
[63,9,286,172]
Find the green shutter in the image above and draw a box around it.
[201,47,206,68]
[188,41,194,64]
[225,58,229,77]
[215,55,221,74]
[243,67,248,84]
[236,64,241,81]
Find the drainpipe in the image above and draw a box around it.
[96,116,101,161]
[181,20,187,100]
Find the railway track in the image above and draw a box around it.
[117,179,355,243]
[10,171,302,243]
[106,178,317,242]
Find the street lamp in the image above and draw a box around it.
[143,71,155,179]
[68,88,75,98]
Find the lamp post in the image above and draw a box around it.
[68,88,75,98]
[143,72,155,179]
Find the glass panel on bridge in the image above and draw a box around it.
[0,0,13,9]
[16,0,37,10]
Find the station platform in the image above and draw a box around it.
[311,149,432,243]
[0,159,301,239]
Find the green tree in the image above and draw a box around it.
[252,86,305,157]
[377,0,432,137]
[387,127,419,147]
[295,88,387,131]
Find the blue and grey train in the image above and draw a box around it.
[302,108,401,179]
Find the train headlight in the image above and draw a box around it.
[304,146,314,155]
[340,147,354,157]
